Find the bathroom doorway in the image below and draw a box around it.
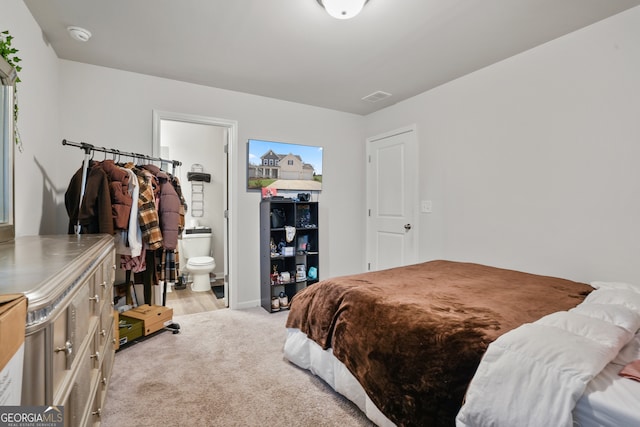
[153,111,237,313]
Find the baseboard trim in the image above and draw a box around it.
[233,300,261,310]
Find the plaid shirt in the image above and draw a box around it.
[156,249,179,283]
[136,171,163,250]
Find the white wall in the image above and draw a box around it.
[7,0,640,307]
[3,0,366,308]
[56,61,365,308]
[365,6,640,284]
[1,0,61,236]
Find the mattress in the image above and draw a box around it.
[285,329,640,427]
[285,260,592,425]
[284,328,395,427]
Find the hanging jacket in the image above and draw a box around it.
[170,175,187,234]
[135,168,163,250]
[65,162,114,235]
[124,167,143,256]
[99,159,132,230]
[114,167,143,258]
[140,164,182,250]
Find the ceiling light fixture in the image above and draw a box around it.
[67,26,92,42]
[316,0,369,20]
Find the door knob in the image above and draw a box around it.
[404,224,412,231]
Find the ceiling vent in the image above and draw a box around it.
[361,91,391,103]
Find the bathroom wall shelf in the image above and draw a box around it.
[259,199,319,312]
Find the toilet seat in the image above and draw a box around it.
[188,256,214,266]
[185,256,216,292]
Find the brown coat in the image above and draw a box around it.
[65,162,114,235]
[140,164,181,250]
[99,160,132,230]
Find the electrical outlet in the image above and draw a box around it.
[421,200,432,213]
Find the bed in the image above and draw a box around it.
[284,260,640,426]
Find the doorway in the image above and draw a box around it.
[366,125,419,271]
[152,110,237,314]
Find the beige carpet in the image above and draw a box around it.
[101,307,375,427]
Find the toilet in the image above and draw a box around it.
[181,228,216,292]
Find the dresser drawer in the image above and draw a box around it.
[62,342,94,426]
[52,284,93,395]
[88,330,102,372]
[87,381,103,427]
[98,325,115,408]
[97,305,113,351]
[95,258,115,311]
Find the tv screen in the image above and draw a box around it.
[247,139,323,191]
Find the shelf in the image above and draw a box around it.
[271,280,301,286]
[260,200,319,313]
[270,226,318,231]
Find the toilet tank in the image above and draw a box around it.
[181,228,212,259]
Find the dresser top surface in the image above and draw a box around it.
[0,235,114,309]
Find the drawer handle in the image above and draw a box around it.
[102,377,107,385]
[100,329,106,337]
[92,408,102,418]
[90,351,100,360]
[89,294,100,303]
[55,341,73,356]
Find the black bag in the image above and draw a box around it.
[271,209,285,228]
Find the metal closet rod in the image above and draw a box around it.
[61,139,182,167]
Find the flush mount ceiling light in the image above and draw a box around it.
[67,26,92,42]
[317,0,369,20]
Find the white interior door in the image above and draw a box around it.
[366,126,418,271]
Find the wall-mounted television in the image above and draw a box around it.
[247,139,323,191]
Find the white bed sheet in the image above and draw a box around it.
[573,363,640,427]
[285,328,640,427]
[573,332,640,427]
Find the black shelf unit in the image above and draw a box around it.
[260,199,319,312]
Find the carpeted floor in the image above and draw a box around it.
[101,307,375,426]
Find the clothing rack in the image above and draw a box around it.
[62,139,182,170]
[62,138,181,335]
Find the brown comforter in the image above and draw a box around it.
[285,260,592,427]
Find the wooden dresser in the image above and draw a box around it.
[0,235,116,426]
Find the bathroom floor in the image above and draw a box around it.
[166,282,226,316]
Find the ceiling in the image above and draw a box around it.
[24,0,640,115]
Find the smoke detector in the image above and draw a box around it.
[67,26,92,42]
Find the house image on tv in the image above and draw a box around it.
[249,149,315,181]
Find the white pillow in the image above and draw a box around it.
[590,281,640,294]
[583,288,640,315]
[570,303,640,335]
[612,332,640,366]
[539,310,633,350]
